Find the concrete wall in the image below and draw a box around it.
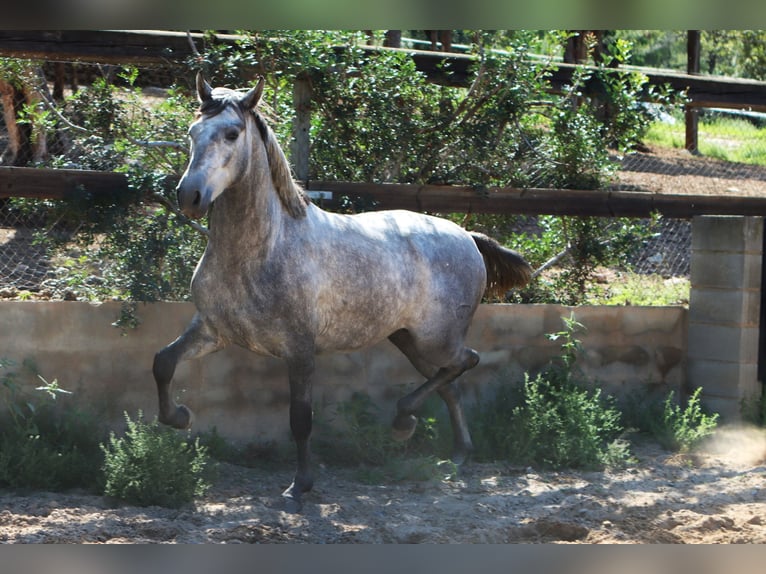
[688,216,763,418]
[0,301,686,444]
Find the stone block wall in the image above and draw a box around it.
[688,216,763,419]
[0,301,686,444]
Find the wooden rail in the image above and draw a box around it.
[1,30,765,111]
[3,166,766,219]
[307,181,766,218]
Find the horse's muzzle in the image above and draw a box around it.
[177,178,209,219]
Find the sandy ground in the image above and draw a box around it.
[2,426,766,544]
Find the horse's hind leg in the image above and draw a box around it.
[388,330,477,462]
[437,382,474,464]
[153,313,222,429]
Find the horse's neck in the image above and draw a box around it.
[208,177,286,260]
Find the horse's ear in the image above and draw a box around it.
[241,76,265,111]
[196,72,213,103]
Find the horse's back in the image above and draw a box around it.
[320,208,485,290]
[306,207,486,352]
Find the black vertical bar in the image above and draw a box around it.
[686,30,701,154]
[758,217,766,382]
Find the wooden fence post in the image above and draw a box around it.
[291,72,312,183]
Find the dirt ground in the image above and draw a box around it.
[614,145,766,196]
[2,426,766,544]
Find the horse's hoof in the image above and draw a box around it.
[163,404,194,430]
[282,494,303,514]
[282,483,305,514]
[391,413,417,441]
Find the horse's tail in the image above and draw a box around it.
[471,232,533,299]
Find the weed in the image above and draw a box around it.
[101,411,211,508]
[657,389,719,452]
[624,387,719,452]
[472,372,627,470]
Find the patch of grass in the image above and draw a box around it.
[645,115,766,166]
[587,272,690,306]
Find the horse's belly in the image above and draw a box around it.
[314,318,397,353]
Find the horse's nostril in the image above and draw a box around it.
[192,190,201,207]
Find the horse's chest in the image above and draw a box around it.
[190,259,299,355]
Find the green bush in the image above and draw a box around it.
[470,315,630,470]
[101,411,211,508]
[623,386,720,452]
[0,362,105,491]
[471,372,628,470]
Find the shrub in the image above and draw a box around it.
[101,411,211,508]
[470,315,630,470]
[471,372,628,470]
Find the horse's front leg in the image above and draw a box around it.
[153,313,223,429]
[282,354,315,513]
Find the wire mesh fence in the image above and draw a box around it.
[629,218,691,278]
[0,196,697,300]
[0,210,52,293]
[0,203,82,296]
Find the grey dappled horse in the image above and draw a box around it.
[153,73,532,512]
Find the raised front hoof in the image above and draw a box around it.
[160,404,194,430]
[391,413,417,442]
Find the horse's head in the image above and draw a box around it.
[176,73,265,219]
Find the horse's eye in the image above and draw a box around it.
[224,129,240,142]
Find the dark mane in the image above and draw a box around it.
[198,91,244,119]
[252,112,270,144]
